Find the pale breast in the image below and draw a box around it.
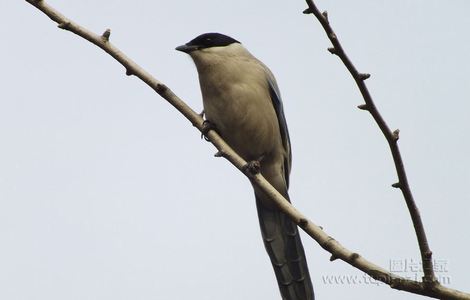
[199,59,282,161]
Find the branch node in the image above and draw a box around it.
[329,254,338,261]
[327,47,337,55]
[125,68,134,76]
[303,7,313,14]
[392,129,400,141]
[350,252,360,261]
[155,83,168,94]
[391,182,401,189]
[329,33,337,40]
[57,21,70,29]
[357,104,369,111]
[298,218,309,229]
[358,73,371,80]
[424,250,433,259]
[101,28,111,41]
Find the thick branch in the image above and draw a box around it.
[304,0,437,286]
[25,0,470,299]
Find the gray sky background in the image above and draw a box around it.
[1,1,469,299]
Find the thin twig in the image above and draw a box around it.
[303,0,437,286]
[25,0,470,299]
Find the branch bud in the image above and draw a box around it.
[350,253,360,261]
[392,129,400,141]
[424,250,433,259]
[357,104,369,111]
[303,7,313,14]
[101,28,111,41]
[214,151,225,158]
[327,47,337,55]
[358,73,370,80]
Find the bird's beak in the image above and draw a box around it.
[175,44,199,53]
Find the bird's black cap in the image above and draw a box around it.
[175,33,240,53]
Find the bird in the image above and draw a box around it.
[176,32,314,300]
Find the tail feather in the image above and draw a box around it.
[256,193,314,300]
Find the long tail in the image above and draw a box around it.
[256,193,314,300]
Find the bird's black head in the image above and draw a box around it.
[176,33,240,53]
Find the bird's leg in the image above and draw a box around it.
[201,119,217,141]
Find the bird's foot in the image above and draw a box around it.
[242,160,261,177]
[201,120,216,141]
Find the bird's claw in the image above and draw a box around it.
[243,160,261,176]
[201,120,216,141]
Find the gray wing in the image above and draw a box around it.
[266,74,292,187]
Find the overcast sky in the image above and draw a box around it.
[1,1,469,299]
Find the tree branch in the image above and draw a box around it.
[303,0,438,287]
[25,0,470,299]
